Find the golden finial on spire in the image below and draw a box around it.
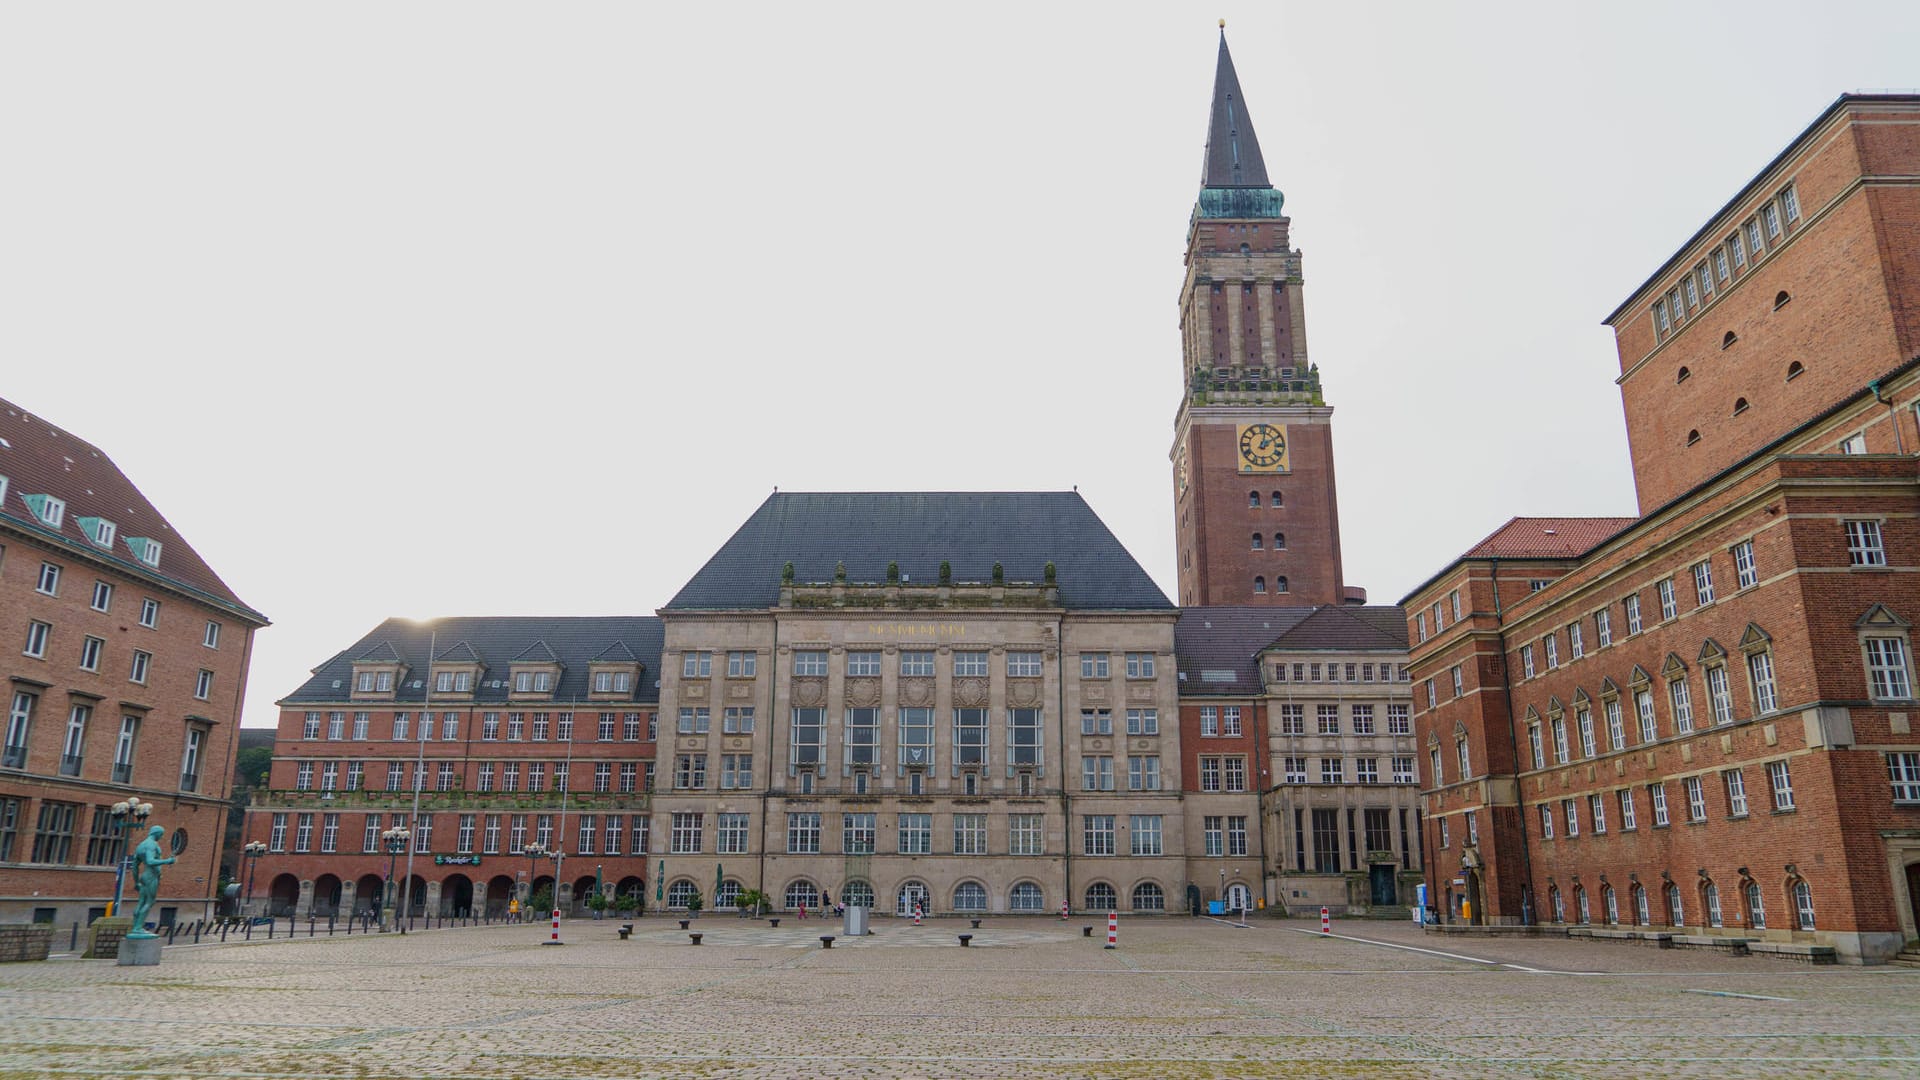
[1219,18,1226,28]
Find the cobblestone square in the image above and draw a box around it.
[1,915,1915,1079]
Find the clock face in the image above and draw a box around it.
[1237,423,1288,472]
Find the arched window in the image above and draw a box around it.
[1549,886,1564,923]
[1239,242,1251,255]
[1786,361,1804,381]
[1677,366,1691,384]
[1009,882,1044,912]
[1792,879,1815,930]
[1722,330,1738,349]
[1774,290,1791,310]
[666,880,700,909]
[1271,491,1283,507]
[1575,886,1590,924]
[1251,533,1263,550]
[1733,397,1749,415]
[840,880,875,908]
[1704,882,1723,927]
[1273,532,1286,549]
[714,880,742,910]
[1666,884,1685,928]
[784,880,818,911]
[1745,881,1766,929]
[1131,882,1165,911]
[953,881,987,912]
[896,881,930,917]
[1248,490,1260,508]
[1603,885,1619,925]
[1275,576,1289,593]
[1253,576,1266,594]
[1085,882,1117,911]
[1687,429,1701,447]
[1633,884,1649,926]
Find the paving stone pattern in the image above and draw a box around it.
[1,916,1916,1078]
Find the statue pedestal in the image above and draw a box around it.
[116,935,161,966]
[85,916,133,960]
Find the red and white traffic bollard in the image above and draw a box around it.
[544,908,563,945]
[913,903,922,926]
[1061,899,1069,921]
[1320,906,1330,935]
[1104,910,1118,949]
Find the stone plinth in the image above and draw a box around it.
[0,924,54,963]
[116,935,162,966]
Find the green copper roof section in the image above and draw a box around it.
[1195,187,1284,219]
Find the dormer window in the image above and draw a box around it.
[434,670,473,693]
[593,671,631,693]
[514,671,553,693]
[78,517,116,548]
[23,494,65,529]
[126,537,162,567]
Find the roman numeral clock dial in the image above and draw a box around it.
[1236,423,1288,472]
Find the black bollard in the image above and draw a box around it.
[689,933,702,945]
[958,934,972,947]
[70,922,78,952]
[819,935,835,948]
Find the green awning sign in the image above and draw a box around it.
[433,855,481,866]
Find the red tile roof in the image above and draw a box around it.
[0,396,265,621]
[1461,516,1639,560]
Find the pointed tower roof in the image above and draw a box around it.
[1201,29,1270,189]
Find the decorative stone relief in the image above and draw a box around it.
[727,682,754,700]
[899,678,934,708]
[847,678,881,707]
[1007,679,1042,708]
[683,682,708,701]
[1127,684,1155,703]
[1082,683,1109,704]
[953,677,989,707]
[792,678,827,708]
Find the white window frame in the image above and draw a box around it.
[1845,520,1886,566]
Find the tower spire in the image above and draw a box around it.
[1201,30,1270,189]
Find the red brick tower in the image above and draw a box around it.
[1171,30,1351,608]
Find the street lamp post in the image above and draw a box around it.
[242,840,267,917]
[108,798,153,918]
[380,826,409,932]
[524,844,547,921]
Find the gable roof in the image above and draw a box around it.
[1461,517,1638,560]
[1175,607,1316,696]
[0,396,265,622]
[591,640,640,663]
[510,640,560,664]
[354,641,403,663]
[1263,604,1410,652]
[282,616,665,705]
[664,492,1172,612]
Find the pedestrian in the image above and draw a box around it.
[798,902,807,920]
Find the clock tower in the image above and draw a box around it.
[1171,29,1353,608]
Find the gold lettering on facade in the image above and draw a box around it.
[867,623,968,637]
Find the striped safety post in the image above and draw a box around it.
[913,903,922,926]
[1061,900,1069,921]
[1320,906,1330,936]
[545,908,562,945]
[1104,911,1117,950]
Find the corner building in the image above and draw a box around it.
[1,397,268,926]
[1404,95,1920,963]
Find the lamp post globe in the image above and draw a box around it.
[380,827,409,931]
[107,797,153,919]
[242,840,267,917]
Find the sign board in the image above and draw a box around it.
[434,854,482,866]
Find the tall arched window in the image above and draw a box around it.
[1253,576,1266,593]
[1248,490,1260,507]
[1251,533,1263,550]
[1085,882,1117,911]
[953,881,987,912]
[1275,576,1289,593]
[1703,881,1723,927]
[1745,881,1766,929]
[1131,882,1165,911]
[1666,884,1685,928]
[784,880,818,910]
[1792,879,1815,929]
[1273,532,1286,549]
[1271,491,1283,507]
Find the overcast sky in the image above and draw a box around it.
[5,3,1916,729]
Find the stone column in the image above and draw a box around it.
[1255,276,1276,369]
[472,880,488,916]
[424,880,442,917]
[1193,279,1214,368]
[1225,279,1245,368]
[295,879,314,919]
[339,880,358,918]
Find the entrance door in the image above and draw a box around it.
[1225,883,1252,913]
[1369,866,1397,906]
[897,882,929,917]
[1907,863,1920,938]
[1186,884,1202,916]
[1465,872,1484,925]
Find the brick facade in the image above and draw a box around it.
[1406,95,1920,963]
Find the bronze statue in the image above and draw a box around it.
[127,825,176,938]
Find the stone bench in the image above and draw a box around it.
[1670,934,1755,955]
[1747,940,1838,964]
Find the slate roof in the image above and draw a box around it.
[282,616,665,705]
[1201,32,1270,189]
[1462,517,1638,560]
[664,492,1173,612]
[1176,605,1410,696]
[0,395,265,622]
[355,641,403,663]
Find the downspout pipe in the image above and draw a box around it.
[1869,380,1906,454]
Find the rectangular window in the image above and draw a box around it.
[1199,706,1217,737]
[1748,650,1778,714]
[1203,816,1223,857]
[1685,775,1707,821]
[1452,665,1466,696]
[681,651,712,678]
[1650,783,1670,826]
[786,812,821,854]
[1539,804,1554,840]
[898,707,934,768]
[269,812,288,854]
[1081,709,1113,736]
[1006,651,1042,677]
[953,813,987,856]
[952,651,988,677]
[1082,815,1115,856]
[194,669,213,700]
[1747,219,1765,257]
[1706,665,1735,725]
[725,650,756,678]
[1590,793,1606,834]
[1127,754,1161,791]
[1285,757,1307,784]
[78,635,103,673]
[1658,579,1676,621]
[1223,706,1242,736]
[1320,757,1343,784]
[1654,299,1670,336]
[715,813,749,855]
[952,708,986,767]
[1563,799,1579,837]
[1604,699,1625,750]
[1393,756,1415,784]
[1200,757,1222,792]
[1545,636,1559,669]
[1129,814,1163,856]
[1781,185,1800,223]
[847,650,882,677]
[296,762,314,790]
[1733,541,1757,589]
[89,581,113,612]
[203,621,221,649]
[294,813,314,853]
[1387,704,1410,734]
[1355,758,1378,785]
[793,650,828,676]
[1845,520,1886,566]
[1624,594,1642,634]
[1670,678,1694,734]
[1725,768,1749,817]
[1528,724,1544,770]
[721,753,753,789]
[1279,704,1304,735]
[24,621,50,659]
[1317,705,1339,735]
[36,562,60,596]
[1635,689,1657,744]
[1125,653,1155,679]
[1126,708,1158,735]
[900,650,934,676]
[674,754,707,789]
[1008,707,1041,769]
[1866,637,1913,700]
[1311,809,1340,872]
[1350,704,1375,735]
[1521,644,1535,679]
[1619,788,1637,830]
[1009,813,1044,856]
[1568,623,1584,660]
[1456,738,1472,779]
[1767,760,1795,810]
[1081,755,1114,791]
[671,812,704,854]
[1889,752,1920,803]
[1080,652,1110,678]
[1577,708,1596,758]
[1714,246,1731,282]
[1551,715,1569,764]
[1693,561,1715,605]
[842,813,876,854]
[1596,609,1612,648]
